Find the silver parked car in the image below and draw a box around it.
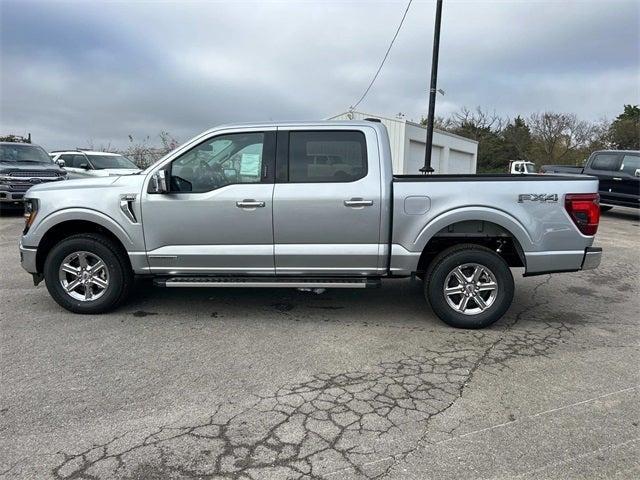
[50,150,140,179]
[20,121,602,328]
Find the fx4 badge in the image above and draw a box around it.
[518,193,558,203]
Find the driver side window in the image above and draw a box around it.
[170,132,266,193]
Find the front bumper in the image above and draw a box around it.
[581,246,602,270]
[0,189,27,202]
[19,241,38,274]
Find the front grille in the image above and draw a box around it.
[7,170,59,177]
[9,184,31,191]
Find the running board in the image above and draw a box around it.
[154,276,381,289]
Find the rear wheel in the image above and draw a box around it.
[424,244,514,329]
[44,233,133,314]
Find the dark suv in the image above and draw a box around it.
[0,142,67,211]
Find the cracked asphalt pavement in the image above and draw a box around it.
[1,208,639,479]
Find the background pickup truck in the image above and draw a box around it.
[1,141,67,211]
[541,149,640,210]
[20,121,602,328]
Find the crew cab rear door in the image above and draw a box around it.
[272,127,383,275]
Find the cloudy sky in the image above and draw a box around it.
[1,0,638,150]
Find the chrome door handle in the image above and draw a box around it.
[344,198,374,207]
[612,177,623,181]
[236,200,265,208]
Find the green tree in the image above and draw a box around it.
[609,105,640,150]
[501,116,531,161]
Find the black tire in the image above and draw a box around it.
[43,233,133,314]
[600,205,613,212]
[424,244,514,329]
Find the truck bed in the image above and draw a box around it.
[539,165,584,174]
[390,173,600,276]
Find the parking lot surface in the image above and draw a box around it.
[1,208,639,479]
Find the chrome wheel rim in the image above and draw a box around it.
[443,263,498,315]
[58,251,109,302]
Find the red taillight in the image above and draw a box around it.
[565,193,600,236]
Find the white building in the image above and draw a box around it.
[329,111,478,174]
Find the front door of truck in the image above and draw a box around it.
[141,129,276,274]
[272,127,383,275]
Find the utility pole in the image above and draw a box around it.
[420,0,443,174]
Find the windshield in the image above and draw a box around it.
[0,144,52,163]
[88,154,138,170]
[525,164,536,173]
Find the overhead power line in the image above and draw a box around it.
[350,0,413,111]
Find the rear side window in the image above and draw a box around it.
[288,131,367,183]
[619,154,640,175]
[590,153,619,171]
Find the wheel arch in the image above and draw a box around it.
[412,208,531,274]
[35,217,132,274]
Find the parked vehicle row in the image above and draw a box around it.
[19,120,602,329]
[1,144,141,211]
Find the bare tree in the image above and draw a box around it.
[85,139,115,153]
[528,112,596,164]
[121,132,180,168]
[449,106,506,137]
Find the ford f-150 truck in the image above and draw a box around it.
[19,121,602,328]
[541,150,640,210]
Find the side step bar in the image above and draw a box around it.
[154,276,381,289]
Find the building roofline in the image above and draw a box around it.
[328,111,479,145]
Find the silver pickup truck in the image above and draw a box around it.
[19,121,602,328]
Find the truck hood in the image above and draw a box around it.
[0,161,66,174]
[27,174,143,194]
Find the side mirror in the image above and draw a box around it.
[79,163,89,170]
[149,169,169,193]
[56,159,65,167]
[635,169,640,178]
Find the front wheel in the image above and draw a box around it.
[44,233,133,314]
[424,244,514,329]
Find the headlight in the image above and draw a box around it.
[23,199,38,234]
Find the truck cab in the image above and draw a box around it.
[508,160,536,174]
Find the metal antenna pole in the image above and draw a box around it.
[420,0,443,174]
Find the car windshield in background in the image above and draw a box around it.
[89,155,138,170]
[0,144,52,163]
[525,164,536,173]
